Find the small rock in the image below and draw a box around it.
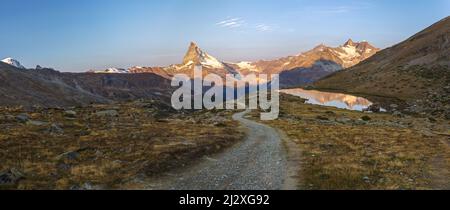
[81,182,95,190]
[325,111,336,115]
[64,110,77,118]
[79,130,90,136]
[58,163,71,171]
[392,111,404,118]
[365,104,381,113]
[363,176,370,183]
[336,117,352,124]
[361,116,372,121]
[95,150,104,157]
[95,110,119,117]
[0,168,24,185]
[16,113,30,123]
[57,151,80,161]
[70,183,98,190]
[390,104,399,109]
[48,123,64,134]
[354,120,368,125]
[213,122,226,127]
[316,115,329,121]
[27,120,48,126]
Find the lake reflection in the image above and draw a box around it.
[280,88,374,111]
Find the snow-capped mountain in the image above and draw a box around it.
[87,40,378,87]
[181,42,226,69]
[333,39,380,68]
[162,42,239,77]
[1,57,26,69]
[89,42,238,78]
[90,68,129,74]
[231,39,379,75]
[224,39,379,87]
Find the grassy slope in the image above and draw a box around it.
[253,94,449,190]
[0,101,244,189]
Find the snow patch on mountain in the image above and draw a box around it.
[201,53,224,68]
[91,68,129,73]
[1,57,26,69]
[236,61,259,72]
[340,45,359,58]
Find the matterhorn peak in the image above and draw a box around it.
[183,41,203,64]
[344,39,355,46]
[189,41,198,48]
[181,42,225,69]
[1,57,26,69]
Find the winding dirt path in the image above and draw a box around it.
[143,110,289,190]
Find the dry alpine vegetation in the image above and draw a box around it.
[251,94,450,190]
[0,100,244,190]
[314,16,450,120]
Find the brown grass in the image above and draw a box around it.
[0,101,244,189]
[253,94,450,190]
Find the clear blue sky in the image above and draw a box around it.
[0,0,448,72]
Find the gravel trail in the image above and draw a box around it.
[144,110,288,190]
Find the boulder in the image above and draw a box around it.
[64,110,77,118]
[361,116,372,121]
[27,120,48,126]
[95,110,119,117]
[48,123,64,134]
[0,168,24,186]
[57,151,80,161]
[389,104,399,109]
[392,111,404,118]
[364,104,381,113]
[316,115,329,121]
[335,117,352,124]
[16,113,30,123]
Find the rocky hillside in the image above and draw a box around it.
[0,62,172,107]
[315,16,450,118]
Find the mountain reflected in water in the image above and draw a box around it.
[280,88,373,111]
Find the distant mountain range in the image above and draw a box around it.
[315,16,450,118]
[92,40,379,87]
[3,39,378,89]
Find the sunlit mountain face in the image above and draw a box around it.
[280,88,373,111]
[90,40,379,88]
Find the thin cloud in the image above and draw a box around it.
[216,18,276,32]
[255,24,273,32]
[216,18,245,28]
